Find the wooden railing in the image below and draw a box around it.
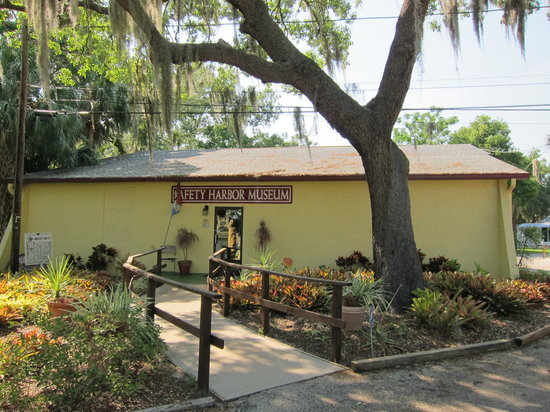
[123,247,224,389]
[208,248,351,363]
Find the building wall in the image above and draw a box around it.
[18,178,517,278]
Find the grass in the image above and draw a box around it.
[517,248,549,254]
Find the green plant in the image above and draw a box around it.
[409,289,464,334]
[504,280,549,304]
[425,271,528,315]
[0,326,61,410]
[271,276,330,310]
[335,251,374,272]
[342,271,387,309]
[239,249,277,282]
[452,293,494,326]
[35,256,74,300]
[176,228,199,261]
[361,323,399,356]
[425,256,461,273]
[516,226,542,267]
[0,286,168,410]
[518,269,550,284]
[64,253,86,271]
[86,243,118,271]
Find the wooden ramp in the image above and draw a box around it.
[155,284,345,401]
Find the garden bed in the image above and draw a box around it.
[0,260,207,412]
[215,304,550,366]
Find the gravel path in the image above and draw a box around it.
[519,255,550,271]
[218,337,550,411]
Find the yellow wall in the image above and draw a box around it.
[18,179,517,278]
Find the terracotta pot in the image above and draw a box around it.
[177,260,192,275]
[341,305,365,331]
[47,298,76,318]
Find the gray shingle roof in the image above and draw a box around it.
[20,144,529,182]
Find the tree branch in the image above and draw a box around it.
[0,1,24,12]
[227,0,367,146]
[0,1,108,15]
[370,0,430,132]
[78,1,108,15]
[168,41,290,84]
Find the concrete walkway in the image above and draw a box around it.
[154,284,344,401]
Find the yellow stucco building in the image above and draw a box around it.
[0,145,528,277]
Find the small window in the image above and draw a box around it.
[542,227,550,243]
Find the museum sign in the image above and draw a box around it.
[171,185,293,204]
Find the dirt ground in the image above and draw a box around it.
[217,337,550,411]
[521,255,550,272]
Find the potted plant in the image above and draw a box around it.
[176,228,199,275]
[36,256,76,317]
[341,272,386,331]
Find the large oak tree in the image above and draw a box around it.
[7,0,542,309]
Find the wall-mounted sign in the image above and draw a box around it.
[172,185,293,204]
[24,232,52,266]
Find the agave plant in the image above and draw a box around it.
[342,271,388,310]
[36,256,74,300]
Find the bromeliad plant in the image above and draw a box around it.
[410,288,494,335]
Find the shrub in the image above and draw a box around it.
[425,271,528,315]
[86,243,118,271]
[409,289,463,334]
[504,280,549,304]
[335,251,374,272]
[64,253,86,271]
[0,286,166,411]
[519,269,550,284]
[453,293,494,326]
[0,326,62,410]
[271,276,330,311]
[409,287,493,334]
[295,266,348,282]
[425,256,461,273]
[229,274,330,311]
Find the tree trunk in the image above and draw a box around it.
[358,140,424,311]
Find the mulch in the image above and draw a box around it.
[215,303,550,366]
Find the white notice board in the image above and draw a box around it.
[24,233,53,266]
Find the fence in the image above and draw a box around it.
[208,248,351,362]
[123,247,224,389]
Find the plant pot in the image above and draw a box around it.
[47,298,76,318]
[341,305,365,331]
[177,260,192,275]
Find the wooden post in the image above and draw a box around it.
[261,272,270,335]
[10,19,29,273]
[146,276,156,320]
[223,265,231,316]
[157,249,163,274]
[198,295,213,389]
[331,285,343,363]
[122,266,130,287]
[208,259,215,292]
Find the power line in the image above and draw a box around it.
[78,5,550,29]
[32,103,550,117]
[344,74,550,85]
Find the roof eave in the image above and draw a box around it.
[1,171,530,184]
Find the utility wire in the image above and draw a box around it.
[32,103,550,117]
[77,5,550,29]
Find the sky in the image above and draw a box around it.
[269,1,550,161]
